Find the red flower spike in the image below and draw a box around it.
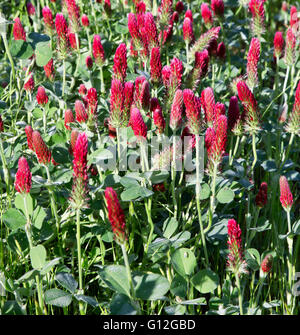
[290,6,298,30]
[170,57,184,89]
[75,100,88,123]
[191,26,221,56]
[191,50,210,90]
[113,43,127,82]
[136,2,146,13]
[227,219,246,273]
[15,157,32,194]
[214,102,226,121]
[201,87,215,126]
[237,80,260,133]
[140,80,150,111]
[134,76,147,109]
[130,107,147,139]
[201,3,213,28]
[26,2,36,16]
[255,182,268,208]
[183,89,202,135]
[284,28,296,67]
[162,65,171,88]
[69,129,79,155]
[105,187,127,245]
[71,132,89,208]
[228,96,241,132]
[25,125,34,150]
[211,0,224,17]
[205,127,216,158]
[65,0,80,33]
[150,47,162,84]
[68,29,78,49]
[153,108,166,134]
[81,14,89,27]
[144,12,159,50]
[124,81,134,118]
[185,9,193,22]
[86,88,98,116]
[110,79,126,128]
[32,131,52,165]
[286,80,300,135]
[64,109,75,130]
[274,32,284,58]
[92,35,105,67]
[248,0,265,38]
[24,73,35,93]
[78,84,87,96]
[261,254,273,274]
[128,13,143,51]
[170,89,183,131]
[44,58,55,81]
[55,13,69,56]
[183,17,194,44]
[150,98,162,117]
[279,176,293,211]
[158,0,173,27]
[13,18,26,41]
[246,38,260,90]
[42,6,54,33]
[206,115,227,173]
[36,86,48,106]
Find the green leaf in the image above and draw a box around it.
[32,206,47,230]
[3,208,26,231]
[55,272,78,294]
[245,248,260,271]
[44,289,72,307]
[30,244,47,269]
[2,301,26,315]
[98,265,130,297]
[15,193,33,217]
[40,258,61,275]
[52,146,70,165]
[120,176,139,188]
[10,40,34,59]
[35,41,52,66]
[163,217,178,239]
[171,248,197,277]
[261,160,277,172]
[17,269,39,283]
[110,294,137,315]
[7,231,29,253]
[74,295,99,308]
[164,305,186,315]
[120,186,141,201]
[170,275,188,298]
[191,269,219,294]
[200,183,211,200]
[52,168,73,184]
[134,273,170,300]
[216,188,235,204]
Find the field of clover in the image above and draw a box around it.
[0,0,299,316]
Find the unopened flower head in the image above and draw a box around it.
[105,187,127,245]
[44,58,55,81]
[70,132,89,208]
[36,86,48,106]
[255,182,268,208]
[113,43,127,82]
[183,89,202,135]
[150,47,162,84]
[279,176,293,211]
[64,109,75,130]
[201,87,216,126]
[32,131,52,165]
[246,38,260,90]
[13,18,26,41]
[285,80,300,135]
[92,35,105,67]
[201,3,213,28]
[42,6,55,34]
[273,31,284,58]
[15,157,32,194]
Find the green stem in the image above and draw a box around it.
[99,66,105,94]
[0,135,11,206]
[171,134,177,219]
[76,208,85,315]
[235,273,243,315]
[195,135,209,267]
[145,198,154,254]
[1,33,16,84]
[280,133,295,171]
[62,58,66,99]
[286,209,294,311]
[251,133,257,176]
